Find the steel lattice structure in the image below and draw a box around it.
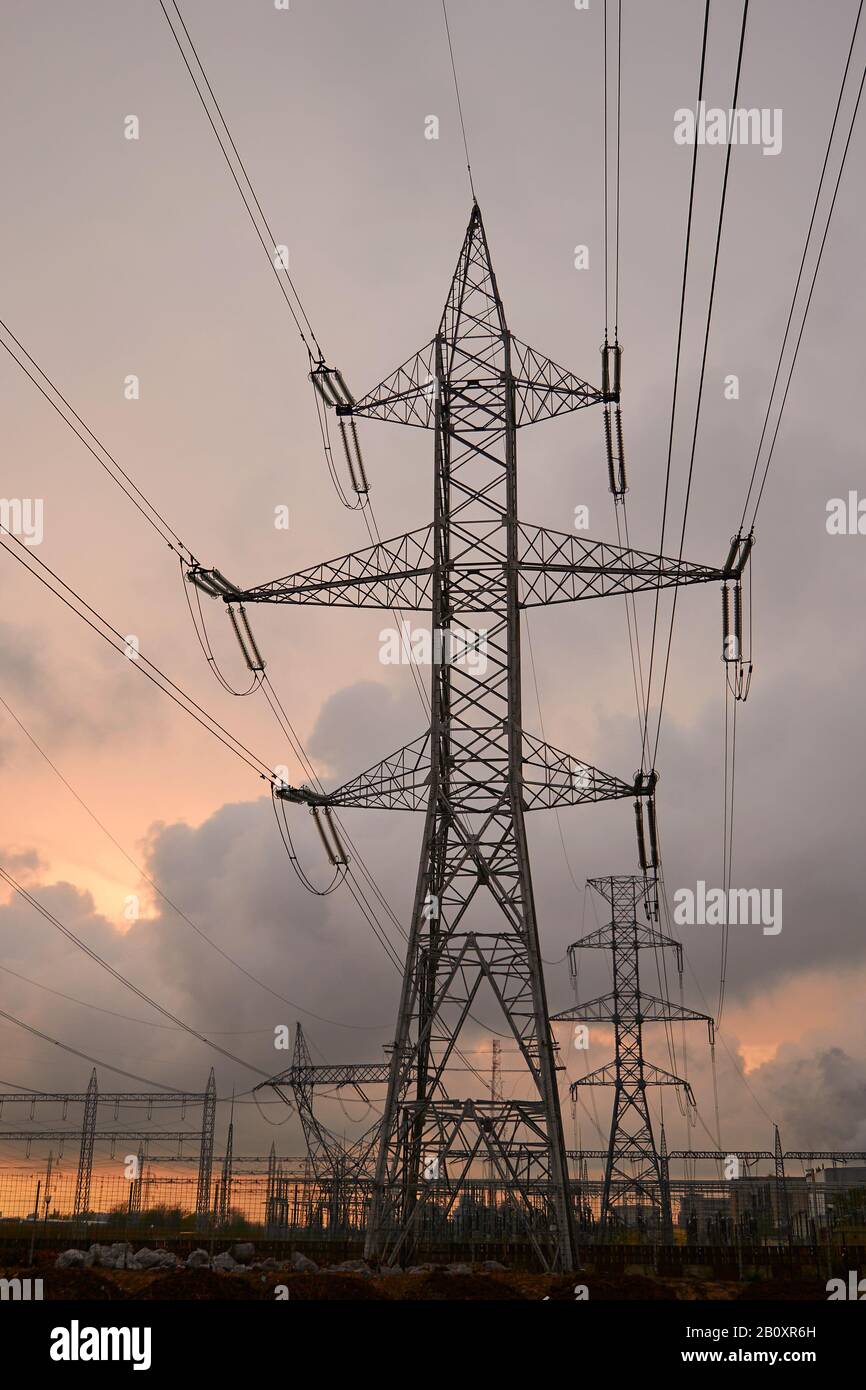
[245,205,743,1270]
[263,1024,384,1199]
[0,1068,217,1219]
[554,875,713,1233]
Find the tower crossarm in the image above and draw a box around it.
[341,340,439,428]
[264,1062,394,1088]
[0,1130,199,1144]
[667,1150,775,1161]
[509,336,607,425]
[0,1091,207,1105]
[228,526,434,608]
[259,1025,384,1183]
[567,922,682,953]
[553,991,714,1039]
[341,335,604,431]
[290,734,431,812]
[226,520,748,612]
[571,1061,694,1098]
[517,524,733,607]
[784,1151,866,1162]
[521,732,634,809]
[275,730,636,814]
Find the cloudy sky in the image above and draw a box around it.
[1,0,864,1178]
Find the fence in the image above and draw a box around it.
[1,1164,865,1252]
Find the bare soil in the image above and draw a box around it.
[0,1262,830,1301]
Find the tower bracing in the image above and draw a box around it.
[553,875,713,1234]
[233,205,745,1270]
[259,1023,383,1231]
[195,1068,217,1225]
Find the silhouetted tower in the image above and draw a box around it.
[219,1092,235,1224]
[230,205,743,1269]
[774,1123,791,1244]
[74,1069,98,1216]
[195,1067,216,1226]
[128,1143,145,1216]
[490,1040,502,1106]
[554,875,713,1233]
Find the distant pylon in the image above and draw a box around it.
[219,1091,235,1224]
[73,1069,98,1216]
[774,1124,791,1245]
[195,1067,216,1225]
[554,875,713,1232]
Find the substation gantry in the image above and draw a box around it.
[0,1068,217,1220]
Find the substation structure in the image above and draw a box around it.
[0,1070,217,1221]
[232,201,754,1271]
[2,1064,865,1256]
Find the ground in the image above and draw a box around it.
[0,1258,830,1301]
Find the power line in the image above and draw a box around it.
[158,0,321,359]
[0,528,410,980]
[639,0,711,766]
[0,962,262,1036]
[155,0,435,944]
[0,317,195,565]
[0,864,273,1078]
[746,28,865,528]
[0,686,389,1033]
[0,527,275,782]
[740,0,863,529]
[0,522,413,983]
[441,0,476,202]
[0,1008,182,1092]
[650,0,750,768]
[1,522,414,989]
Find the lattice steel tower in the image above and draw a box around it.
[230,205,744,1270]
[554,874,713,1233]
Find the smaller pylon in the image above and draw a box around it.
[74,1069,98,1217]
[219,1092,235,1224]
[196,1068,217,1226]
[659,1122,673,1240]
[553,875,713,1232]
[774,1124,791,1246]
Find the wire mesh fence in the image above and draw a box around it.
[1,1164,864,1250]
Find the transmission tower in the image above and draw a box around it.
[553,874,713,1234]
[262,1021,382,1227]
[490,1039,502,1106]
[73,1069,98,1215]
[228,204,746,1269]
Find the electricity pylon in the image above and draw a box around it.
[265,1024,384,1195]
[230,204,746,1270]
[554,875,713,1234]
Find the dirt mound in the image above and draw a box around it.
[736,1279,826,1301]
[275,1273,386,1301]
[4,1265,125,1301]
[538,1274,674,1301]
[143,1268,257,1301]
[397,1271,525,1300]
